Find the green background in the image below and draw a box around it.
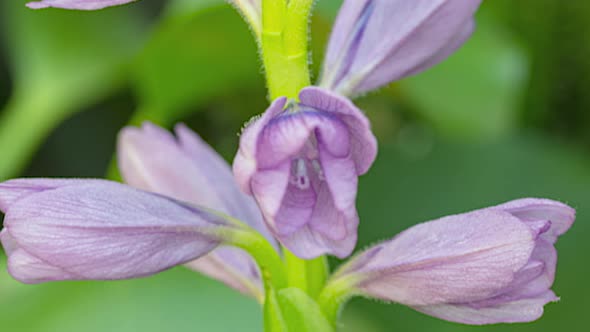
[1,0,589,331]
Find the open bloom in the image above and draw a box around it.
[321,0,482,96]
[26,0,136,10]
[331,199,575,325]
[234,87,377,259]
[233,0,483,259]
[118,122,275,299]
[0,179,233,283]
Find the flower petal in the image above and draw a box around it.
[341,209,535,306]
[234,97,287,194]
[27,0,136,10]
[494,198,575,243]
[1,179,224,283]
[321,0,482,96]
[118,122,270,239]
[299,87,377,175]
[0,178,97,211]
[255,110,351,170]
[415,291,558,325]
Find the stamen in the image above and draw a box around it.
[290,159,310,190]
[312,160,325,181]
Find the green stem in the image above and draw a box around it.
[284,248,329,299]
[261,0,313,100]
[284,248,309,292]
[211,217,287,292]
[306,255,329,299]
[317,276,359,326]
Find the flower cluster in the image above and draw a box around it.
[1,0,575,329]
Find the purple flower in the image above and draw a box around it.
[321,0,482,96]
[233,87,377,259]
[332,199,574,325]
[0,179,233,283]
[26,0,136,10]
[118,122,275,299]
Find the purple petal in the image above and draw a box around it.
[255,111,351,170]
[494,198,575,243]
[26,0,136,10]
[415,291,558,325]
[234,97,287,195]
[118,122,270,239]
[321,0,482,96]
[118,122,275,298]
[267,152,359,259]
[298,87,377,175]
[349,209,535,306]
[6,249,78,283]
[0,178,100,211]
[0,179,224,283]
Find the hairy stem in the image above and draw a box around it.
[261,0,313,100]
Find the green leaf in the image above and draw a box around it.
[0,1,146,179]
[398,13,529,140]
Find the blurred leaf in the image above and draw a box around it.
[0,258,261,332]
[398,12,529,141]
[0,1,146,179]
[490,0,590,144]
[130,2,263,126]
[314,0,343,20]
[345,132,590,331]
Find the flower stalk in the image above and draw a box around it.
[317,275,358,326]
[216,216,288,292]
[261,0,313,100]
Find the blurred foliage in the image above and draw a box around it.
[0,0,146,179]
[1,0,589,331]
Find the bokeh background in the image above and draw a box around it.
[1,0,589,331]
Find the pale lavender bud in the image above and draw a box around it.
[233,87,377,259]
[0,179,230,283]
[26,0,136,10]
[334,199,574,325]
[321,0,482,96]
[118,122,275,299]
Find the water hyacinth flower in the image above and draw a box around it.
[118,122,275,299]
[321,0,482,96]
[26,0,136,10]
[233,87,377,259]
[234,0,484,260]
[329,199,575,325]
[0,179,235,283]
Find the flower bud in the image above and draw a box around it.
[332,199,574,325]
[233,87,377,259]
[0,179,230,283]
[321,0,482,96]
